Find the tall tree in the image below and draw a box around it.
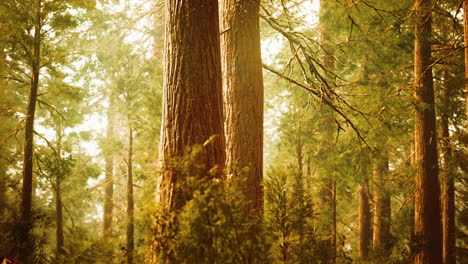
[373,156,392,254]
[219,0,264,215]
[440,68,455,264]
[159,0,225,209]
[1,0,94,261]
[20,2,42,262]
[413,0,442,263]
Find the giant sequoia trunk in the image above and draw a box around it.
[220,0,264,215]
[20,2,42,262]
[413,0,442,263]
[103,93,115,238]
[127,126,134,264]
[373,157,392,254]
[440,69,455,264]
[159,0,225,210]
[358,181,372,260]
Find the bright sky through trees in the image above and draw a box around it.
[1,0,465,263]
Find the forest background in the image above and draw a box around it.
[0,0,467,264]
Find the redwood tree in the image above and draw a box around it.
[373,157,392,254]
[220,0,264,215]
[441,68,455,264]
[159,0,225,210]
[413,0,442,263]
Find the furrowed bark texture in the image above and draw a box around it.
[373,158,392,253]
[159,0,225,210]
[358,182,371,260]
[441,69,455,264]
[413,0,442,263]
[220,0,264,215]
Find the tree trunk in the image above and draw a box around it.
[409,142,416,258]
[440,69,455,264]
[464,0,468,123]
[103,93,114,238]
[127,126,134,264]
[295,136,303,178]
[0,171,6,217]
[159,0,225,210]
[219,0,264,215]
[0,40,7,217]
[358,180,372,260]
[20,1,41,262]
[413,0,442,263]
[55,178,64,259]
[55,125,64,260]
[373,157,392,254]
[331,177,336,264]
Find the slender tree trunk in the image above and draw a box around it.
[0,42,7,216]
[409,142,416,258]
[0,171,6,216]
[20,1,41,262]
[127,125,134,264]
[280,189,289,263]
[373,157,392,254]
[55,178,64,259]
[55,125,64,260]
[413,0,442,263]
[358,180,372,260]
[220,0,264,215]
[331,177,336,264]
[440,69,455,264]
[305,153,311,190]
[159,0,225,212]
[103,93,114,238]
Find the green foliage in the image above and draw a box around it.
[265,166,329,264]
[151,146,270,264]
[176,181,269,264]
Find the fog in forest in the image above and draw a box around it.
[0,0,467,263]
